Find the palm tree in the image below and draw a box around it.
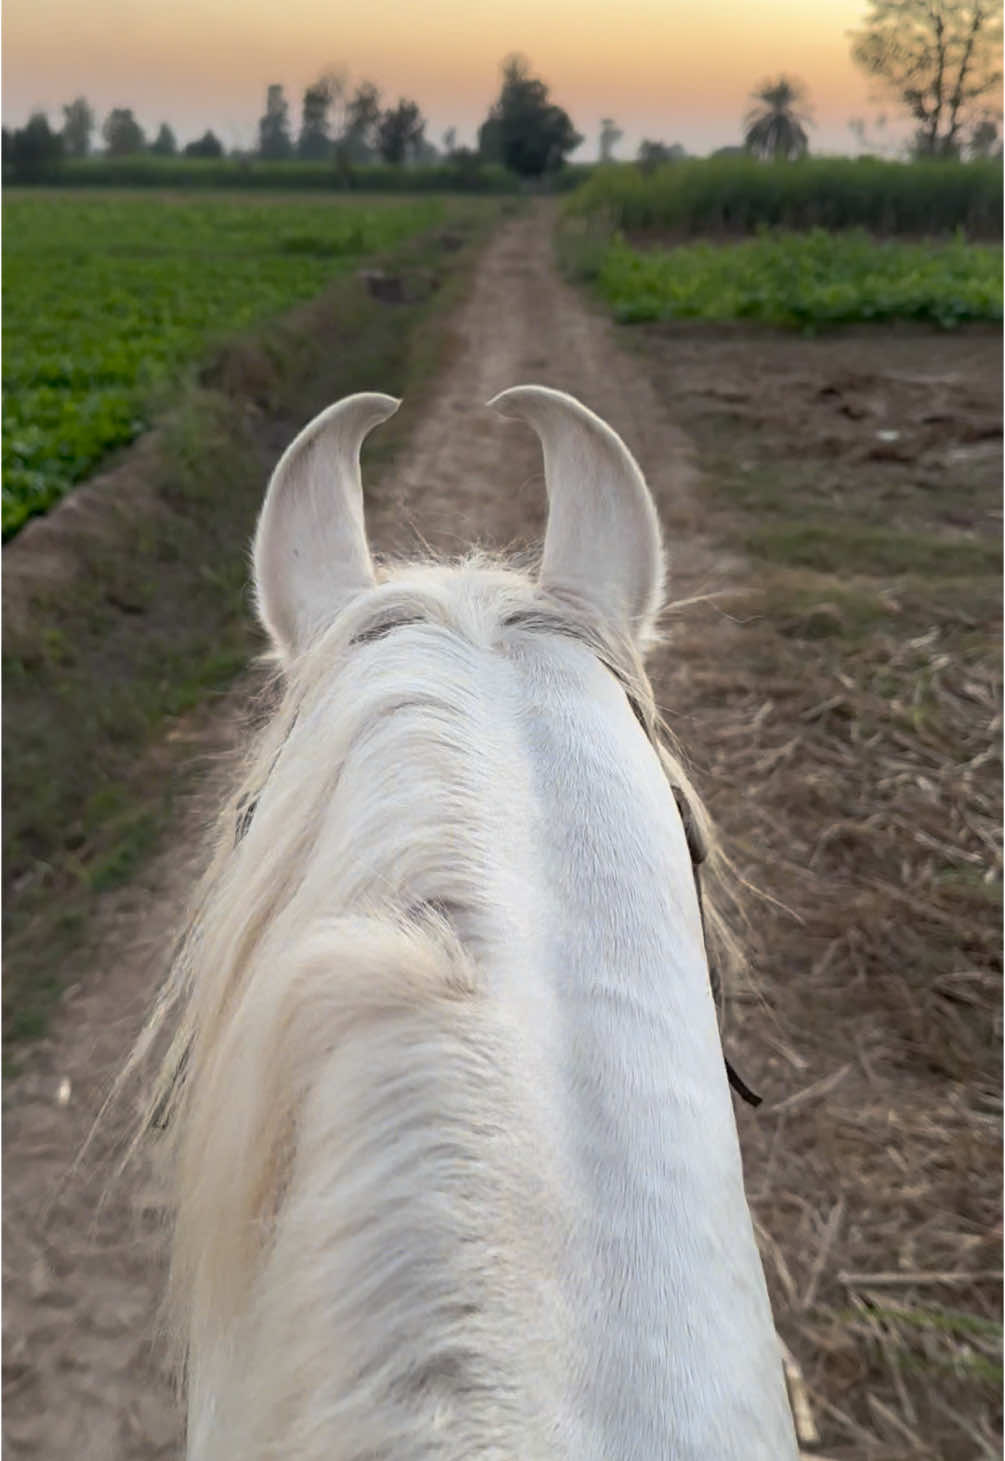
[744,76,812,160]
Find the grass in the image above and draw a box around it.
[3,197,506,1053]
[2,192,447,537]
[565,156,1004,239]
[578,228,1003,330]
[746,519,1000,577]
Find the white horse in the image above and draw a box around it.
[141,386,798,1460]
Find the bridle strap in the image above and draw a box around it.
[724,1052,763,1108]
[673,787,763,1110]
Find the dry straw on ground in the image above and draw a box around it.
[642,324,1002,1460]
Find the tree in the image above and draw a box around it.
[442,125,458,154]
[599,117,623,161]
[413,136,440,165]
[638,139,670,169]
[102,108,145,156]
[847,112,900,155]
[298,77,337,160]
[150,123,177,156]
[339,81,381,163]
[969,115,1001,153]
[637,139,687,170]
[185,130,223,158]
[478,54,582,177]
[743,76,812,159]
[446,145,486,186]
[9,112,64,179]
[478,114,502,162]
[258,84,293,160]
[61,97,95,157]
[850,0,1004,159]
[377,98,425,164]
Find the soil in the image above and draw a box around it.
[629,319,1002,1459]
[3,203,1000,1458]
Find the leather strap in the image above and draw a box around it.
[674,786,763,1110]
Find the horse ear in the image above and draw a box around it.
[488,386,664,645]
[252,393,400,661]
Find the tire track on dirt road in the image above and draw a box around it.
[2,202,726,1459]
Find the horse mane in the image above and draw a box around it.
[127,550,747,1451]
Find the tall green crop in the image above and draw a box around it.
[566,158,1003,240]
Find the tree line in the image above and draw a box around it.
[2,56,584,182]
[4,2,1001,183]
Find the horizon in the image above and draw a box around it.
[3,0,906,160]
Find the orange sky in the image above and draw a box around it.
[3,0,889,157]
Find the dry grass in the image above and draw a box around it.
[638,323,1002,1458]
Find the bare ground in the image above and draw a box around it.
[3,204,1000,1458]
[630,322,1003,1458]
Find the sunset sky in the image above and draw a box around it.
[3,0,891,158]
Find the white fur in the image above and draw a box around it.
[490,385,665,645]
[143,390,798,1460]
[252,391,399,659]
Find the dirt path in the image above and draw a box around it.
[2,203,730,1458]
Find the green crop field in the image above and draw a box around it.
[575,228,1003,331]
[566,157,1003,239]
[2,192,446,538]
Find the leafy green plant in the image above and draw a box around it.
[589,228,1002,330]
[2,194,445,537]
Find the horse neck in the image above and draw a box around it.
[258,628,795,1458]
[486,636,793,1457]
